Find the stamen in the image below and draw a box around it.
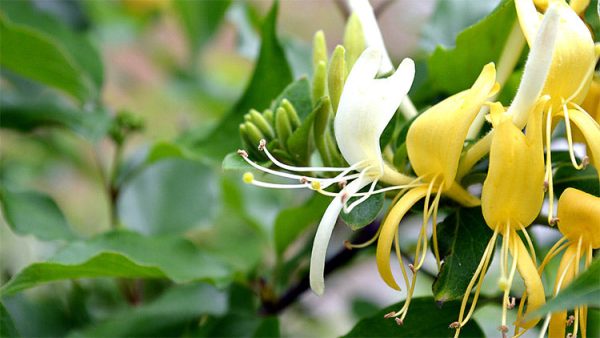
[562,103,587,170]
[383,311,396,319]
[430,183,444,270]
[508,297,516,310]
[239,149,314,181]
[393,231,411,294]
[394,318,403,326]
[260,139,359,172]
[549,217,559,226]
[243,172,254,184]
[539,253,577,338]
[501,230,519,329]
[449,322,460,329]
[545,106,556,225]
[344,179,378,213]
[345,224,382,249]
[518,222,537,265]
[247,179,310,189]
[567,315,575,326]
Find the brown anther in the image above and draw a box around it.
[394,318,403,326]
[499,325,508,338]
[566,333,576,338]
[338,180,347,189]
[550,217,560,226]
[300,177,309,184]
[344,240,353,250]
[507,297,516,309]
[341,192,349,203]
[383,311,396,319]
[408,264,416,273]
[449,322,460,329]
[237,149,248,158]
[258,139,266,151]
[582,156,590,168]
[566,315,575,326]
[543,180,549,192]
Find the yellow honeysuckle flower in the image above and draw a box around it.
[451,96,548,337]
[238,47,417,296]
[515,0,598,223]
[373,63,498,325]
[532,188,600,338]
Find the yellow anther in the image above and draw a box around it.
[242,172,254,184]
[311,181,321,190]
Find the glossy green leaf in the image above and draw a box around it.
[0,188,76,241]
[342,297,484,337]
[529,258,600,319]
[274,193,330,256]
[0,231,231,296]
[271,77,312,119]
[340,193,384,231]
[194,2,293,161]
[433,207,493,302]
[553,164,599,197]
[0,14,95,103]
[117,159,218,235]
[173,0,231,56]
[0,0,103,89]
[0,302,20,338]
[69,283,228,337]
[427,0,517,94]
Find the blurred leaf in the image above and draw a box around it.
[0,14,95,103]
[433,207,494,302]
[0,302,20,338]
[173,0,231,57]
[351,298,380,319]
[69,283,228,337]
[2,292,74,337]
[252,317,280,338]
[271,77,312,119]
[194,1,293,161]
[553,164,599,197]
[585,0,600,38]
[0,231,231,296]
[342,297,484,337]
[341,193,384,231]
[274,193,329,256]
[528,258,600,319]
[118,159,218,235]
[145,141,186,164]
[427,0,516,94]
[0,188,76,241]
[0,0,103,89]
[222,152,254,172]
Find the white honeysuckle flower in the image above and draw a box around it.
[238,48,416,296]
[347,0,394,75]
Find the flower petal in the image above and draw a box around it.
[309,176,372,295]
[557,188,600,249]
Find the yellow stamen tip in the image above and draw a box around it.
[311,181,321,190]
[242,172,254,184]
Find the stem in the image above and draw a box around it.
[108,143,124,229]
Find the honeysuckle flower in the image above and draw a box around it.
[533,188,600,338]
[374,63,498,325]
[238,47,416,296]
[451,96,548,337]
[515,0,598,222]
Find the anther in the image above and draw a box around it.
[408,264,415,273]
[300,177,309,184]
[449,322,460,329]
[507,297,516,310]
[237,149,248,158]
[258,139,266,151]
[383,311,396,319]
[566,315,575,326]
[581,156,589,169]
[549,217,559,226]
[566,333,576,338]
[499,325,508,338]
[344,240,353,250]
[311,181,321,190]
[394,318,403,326]
[243,172,254,184]
[543,180,549,192]
[338,180,347,189]
[340,192,349,203]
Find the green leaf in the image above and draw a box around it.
[0,14,95,103]
[193,1,293,161]
[528,258,600,319]
[271,77,312,119]
[0,230,231,296]
[117,159,218,235]
[427,0,517,94]
[342,297,484,337]
[222,152,254,172]
[145,141,186,164]
[0,188,76,241]
[173,0,231,56]
[69,283,228,337]
[0,0,103,90]
[340,193,384,231]
[0,302,20,338]
[274,193,330,256]
[553,164,599,197]
[433,207,494,302]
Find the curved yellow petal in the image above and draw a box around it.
[548,244,578,338]
[580,76,600,125]
[482,100,546,229]
[516,0,596,110]
[557,188,600,249]
[375,186,429,290]
[511,236,545,330]
[406,63,497,189]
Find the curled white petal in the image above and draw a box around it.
[347,0,393,74]
[509,5,559,127]
[309,176,372,295]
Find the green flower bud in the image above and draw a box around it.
[328,45,347,114]
[249,109,275,138]
[275,107,293,148]
[281,99,301,129]
[343,13,365,71]
[313,60,328,105]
